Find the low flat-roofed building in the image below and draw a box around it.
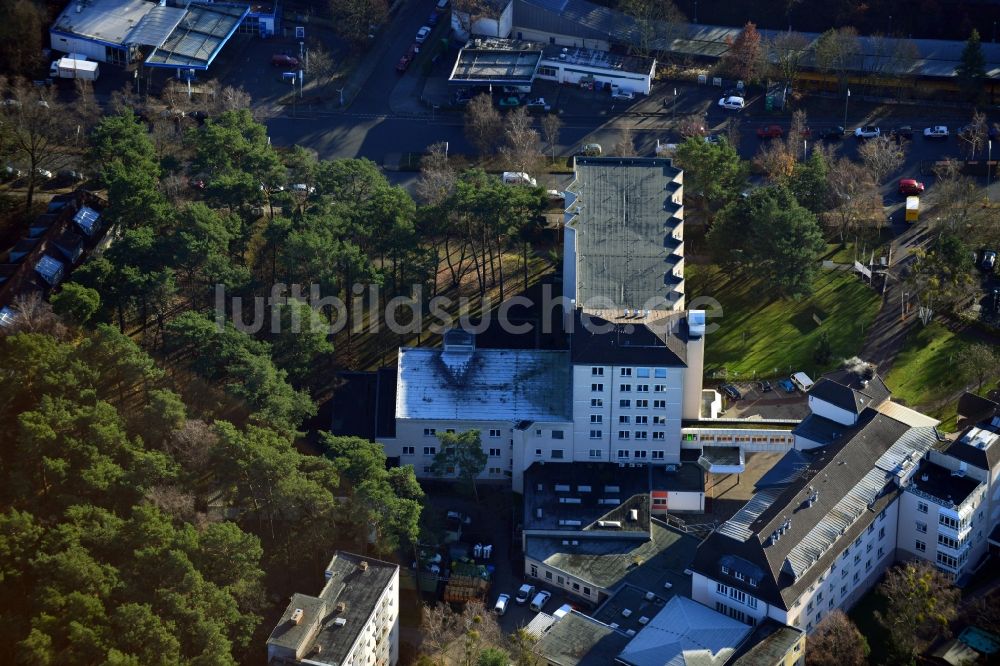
[449,38,544,86]
[591,584,670,636]
[533,611,631,665]
[727,619,805,666]
[266,552,399,666]
[525,519,698,604]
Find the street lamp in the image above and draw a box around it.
[673,88,677,124]
[337,87,345,107]
[843,88,850,130]
[989,140,993,185]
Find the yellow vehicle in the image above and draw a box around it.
[905,196,919,223]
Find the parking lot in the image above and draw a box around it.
[715,379,811,420]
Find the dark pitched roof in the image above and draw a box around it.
[944,416,1000,471]
[808,368,890,414]
[791,413,851,446]
[690,410,934,609]
[570,310,687,366]
[956,392,999,423]
[532,611,631,666]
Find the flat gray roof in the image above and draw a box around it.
[541,43,655,77]
[533,612,631,666]
[396,347,571,422]
[526,520,699,593]
[450,39,544,84]
[51,0,157,46]
[569,158,683,312]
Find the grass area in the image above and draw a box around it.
[687,264,881,380]
[883,321,986,431]
[848,587,892,665]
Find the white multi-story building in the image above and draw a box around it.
[266,552,399,666]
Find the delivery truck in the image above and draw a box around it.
[49,57,99,81]
[905,196,919,223]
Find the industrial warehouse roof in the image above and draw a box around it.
[127,5,187,48]
[51,0,159,47]
[449,38,544,84]
[568,158,683,312]
[512,0,1000,79]
[144,3,249,70]
[617,596,752,666]
[395,347,571,422]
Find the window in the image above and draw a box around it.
[402,446,415,455]
[854,554,860,565]
[445,428,455,434]
[854,537,862,548]
[807,601,813,612]
[653,431,665,440]
[815,612,823,624]
[620,384,632,392]
[592,367,604,376]
[829,599,835,609]
[423,446,436,455]
[557,575,564,585]
[637,368,650,378]
[653,415,666,425]
[636,399,649,408]
[635,416,648,424]
[937,552,959,569]
[583,586,591,595]
[721,565,730,575]
[816,592,823,603]
[652,450,665,459]
[489,448,501,457]
[915,540,926,552]
[545,571,552,580]
[634,450,647,458]
[619,415,630,424]
[939,514,961,530]
[619,431,631,439]
[865,559,872,572]
[423,428,436,437]
[841,569,848,579]
[636,384,649,392]
[654,384,666,392]
[734,571,745,582]
[867,543,872,553]
[843,547,850,558]
[879,509,887,522]
[535,448,542,456]
[654,400,666,409]
[807,623,813,632]
[620,399,631,408]
[589,449,602,458]
[878,526,885,539]
[591,414,603,423]
[488,467,502,475]
[938,534,962,550]
[877,547,884,559]
[749,578,757,587]
[635,431,648,440]
[853,571,860,583]
[551,449,564,459]
[591,398,603,407]
[916,521,927,533]
[572,582,580,591]
[868,524,874,535]
[592,383,604,392]
[552,430,564,440]
[841,585,847,596]
[589,430,602,439]
[655,368,667,378]
[917,501,928,514]
[617,449,630,458]
[621,368,632,376]
[489,429,501,438]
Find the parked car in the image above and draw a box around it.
[718,95,745,110]
[552,604,573,620]
[3,165,22,180]
[757,125,783,139]
[494,594,510,615]
[525,97,551,112]
[890,125,914,141]
[721,384,742,400]
[778,378,796,393]
[515,584,535,604]
[983,250,997,272]
[757,380,773,393]
[612,89,635,101]
[290,183,316,194]
[580,143,603,156]
[791,372,815,392]
[705,134,726,145]
[396,53,413,73]
[435,0,449,10]
[415,26,432,43]
[271,53,299,67]
[35,168,53,179]
[819,126,845,141]
[854,126,880,139]
[498,96,521,107]
[898,178,925,195]
[57,169,84,182]
[923,125,949,139]
[530,590,551,612]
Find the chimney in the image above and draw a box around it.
[336,602,346,613]
[290,608,304,625]
[359,561,369,572]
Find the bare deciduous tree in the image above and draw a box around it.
[958,343,1000,391]
[858,135,904,184]
[824,156,883,240]
[814,27,860,90]
[876,560,959,662]
[958,110,988,158]
[416,142,456,205]
[500,107,541,174]
[464,93,501,158]
[754,141,796,182]
[452,0,504,38]
[678,114,707,139]
[165,419,217,474]
[612,126,636,157]
[1,292,67,339]
[806,610,869,666]
[722,116,742,146]
[787,109,809,160]
[618,0,686,58]
[768,31,809,88]
[541,113,563,163]
[307,43,335,86]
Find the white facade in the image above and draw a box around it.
[807,395,858,427]
[524,557,604,603]
[344,567,400,666]
[681,427,796,452]
[572,363,684,466]
[534,53,656,95]
[691,503,898,633]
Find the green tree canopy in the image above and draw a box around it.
[673,137,749,218]
[433,430,488,500]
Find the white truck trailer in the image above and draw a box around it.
[49,57,99,81]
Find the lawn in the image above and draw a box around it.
[883,321,986,431]
[686,264,881,381]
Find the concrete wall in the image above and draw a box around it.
[807,396,857,427]
[651,489,704,513]
[49,34,109,62]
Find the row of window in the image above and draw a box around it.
[590,383,668,392]
[588,430,667,440]
[716,582,759,609]
[591,367,669,379]
[616,450,666,459]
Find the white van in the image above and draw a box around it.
[502,171,537,186]
[791,372,814,392]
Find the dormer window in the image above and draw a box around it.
[749,578,757,587]
[721,565,730,575]
[734,571,745,582]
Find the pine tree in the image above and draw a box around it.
[956,29,986,98]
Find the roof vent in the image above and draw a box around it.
[336,602,346,613]
[626,629,637,637]
[359,561,369,571]
[290,608,304,625]
[333,618,347,627]
[645,591,655,601]
[921,473,929,482]
[621,608,632,617]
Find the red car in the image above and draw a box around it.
[898,178,925,195]
[271,54,300,68]
[396,44,418,72]
[757,125,783,139]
